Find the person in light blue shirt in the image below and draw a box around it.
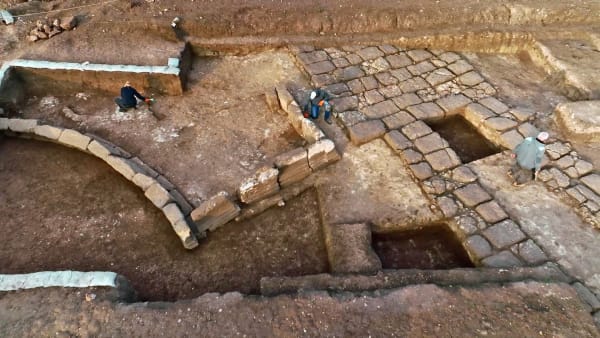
[507,131,549,187]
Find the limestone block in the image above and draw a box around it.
[392,93,422,109]
[379,45,398,54]
[383,130,413,152]
[546,142,571,160]
[386,54,412,68]
[330,95,358,113]
[347,79,365,94]
[401,120,433,140]
[338,110,367,128]
[453,183,492,208]
[424,148,461,172]
[566,187,587,204]
[439,52,461,64]
[105,155,139,180]
[274,147,311,187]
[264,88,280,113]
[312,74,335,87]
[448,60,474,75]
[517,122,539,138]
[132,173,156,191]
[509,107,535,122]
[398,77,429,93]
[301,118,325,143]
[475,201,508,223]
[407,61,435,76]
[360,75,379,90]
[437,196,458,218]
[409,162,433,180]
[332,58,350,68]
[414,132,449,154]
[407,102,444,121]
[581,174,600,195]
[191,191,240,232]
[162,203,185,224]
[170,190,193,216]
[574,184,600,204]
[425,68,455,86]
[483,219,527,249]
[364,89,385,105]
[305,60,335,75]
[324,83,349,95]
[307,139,341,171]
[574,159,593,177]
[324,223,382,274]
[572,282,600,312]
[374,72,399,87]
[554,155,575,169]
[451,166,478,184]
[33,125,63,140]
[86,134,131,158]
[58,129,91,151]
[484,117,518,132]
[275,86,294,112]
[129,157,159,178]
[8,118,37,133]
[238,166,280,204]
[297,50,328,65]
[407,49,433,62]
[0,118,8,130]
[144,183,173,208]
[435,94,471,115]
[364,100,398,119]
[402,149,424,165]
[481,251,523,268]
[236,193,284,222]
[348,120,386,146]
[334,66,364,82]
[463,103,496,127]
[555,101,600,142]
[549,168,571,188]
[499,130,524,150]
[390,68,412,82]
[511,240,547,265]
[357,46,384,60]
[464,235,493,261]
[172,218,199,250]
[87,140,112,159]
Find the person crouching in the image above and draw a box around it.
[114,81,150,112]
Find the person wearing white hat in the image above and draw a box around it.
[508,131,549,187]
[303,88,333,124]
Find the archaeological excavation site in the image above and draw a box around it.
[1,0,600,336]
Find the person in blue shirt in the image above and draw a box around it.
[507,131,549,187]
[114,81,150,112]
[303,88,333,124]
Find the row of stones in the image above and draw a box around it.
[0,118,199,250]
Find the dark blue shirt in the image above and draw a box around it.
[120,86,145,107]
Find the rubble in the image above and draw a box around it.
[27,16,77,42]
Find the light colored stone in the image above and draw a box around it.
[425,148,461,172]
[132,173,156,191]
[484,117,518,132]
[453,183,492,207]
[499,130,524,150]
[401,121,433,140]
[509,107,536,122]
[574,159,593,176]
[437,196,458,218]
[307,139,341,171]
[409,162,433,180]
[464,235,493,260]
[238,167,280,204]
[236,193,284,222]
[512,240,547,265]
[58,129,91,151]
[448,59,474,75]
[406,102,444,121]
[8,118,37,133]
[435,94,471,115]
[475,201,508,223]
[348,120,386,146]
[301,118,325,143]
[452,166,478,183]
[549,168,571,188]
[479,97,509,114]
[172,219,199,249]
[33,125,63,140]
[581,174,600,195]
[87,140,112,159]
[554,155,575,169]
[274,148,311,187]
[162,203,185,224]
[382,111,415,130]
[383,130,413,152]
[275,86,294,112]
[0,118,8,130]
[324,223,382,274]
[483,220,527,249]
[105,155,137,180]
[517,122,539,138]
[414,132,449,154]
[546,142,571,160]
[338,110,367,128]
[144,183,173,208]
[191,191,240,232]
[463,103,495,127]
[555,101,600,142]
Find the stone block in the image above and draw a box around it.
[390,68,412,82]
[357,47,384,60]
[437,196,458,218]
[554,155,575,170]
[414,132,449,154]
[33,125,63,140]
[169,190,194,216]
[330,95,358,112]
[383,130,413,152]
[398,77,429,93]
[549,168,571,188]
[361,76,379,90]
[574,184,600,204]
[87,140,113,159]
[307,139,341,171]
[392,93,422,109]
[409,162,433,180]
[475,201,508,223]
[406,102,444,121]
[517,122,539,138]
[566,187,587,204]
[332,57,350,68]
[335,66,365,81]
[7,118,37,133]
[264,88,279,113]
[348,120,386,146]
[155,176,175,191]
[401,120,433,140]
[145,183,173,208]
[238,166,280,204]
[191,191,240,232]
[301,118,325,143]
[305,60,335,75]
[132,173,156,191]
[58,129,91,151]
[546,142,571,160]
[407,49,433,62]
[129,157,160,178]
[378,85,402,99]
[104,155,139,180]
[364,89,385,104]
[425,68,455,86]
[379,45,398,54]
[447,60,474,75]
[402,149,424,165]
[574,160,593,177]
[581,174,600,195]
[338,110,367,128]
[455,215,479,235]
[484,117,518,132]
[297,50,329,65]
[511,240,547,265]
[481,251,523,268]
[451,166,478,184]
[555,101,600,142]
[312,74,336,87]
[324,83,350,95]
[275,86,294,112]
[439,52,461,64]
[236,193,284,221]
[345,53,363,65]
[162,203,185,224]
[382,111,415,130]
[458,71,485,86]
[572,282,600,312]
[0,118,8,130]
[286,101,305,133]
[499,130,524,150]
[483,219,527,249]
[347,79,365,94]
[172,218,199,250]
[453,183,492,207]
[324,223,382,274]
[407,61,435,76]
[509,107,535,122]
[464,235,493,260]
[435,94,471,115]
[86,134,131,158]
[274,148,311,187]
[374,72,398,86]
[425,148,461,172]
[463,103,496,127]
[386,54,412,68]
[479,97,510,114]
[364,100,399,119]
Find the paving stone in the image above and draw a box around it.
[481,251,523,268]
[566,187,587,204]
[401,120,433,140]
[483,219,527,249]
[509,107,535,122]
[364,100,399,119]
[324,47,344,58]
[293,45,315,53]
[360,76,379,90]
[574,159,594,176]
[409,162,433,180]
[402,148,424,164]
[338,110,367,128]
[512,240,548,265]
[383,130,413,152]
[399,77,430,93]
[572,282,600,312]
[392,93,422,109]
[463,103,496,127]
[425,148,462,171]
[390,68,412,82]
[7,118,37,133]
[452,166,478,184]
[379,45,398,54]
[414,132,449,154]
[464,235,493,260]
[274,147,311,187]
[437,196,458,218]
[347,79,365,94]
[348,120,386,146]
[382,111,416,129]
[438,52,461,64]
[357,46,384,60]
[33,125,63,140]
[447,59,474,75]
[455,214,479,235]
[407,49,433,62]
[554,155,575,169]
[238,166,280,204]
[132,173,156,191]
[305,60,335,75]
[517,122,539,138]
[324,83,350,95]
[330,95,358,112]
[584,200,600,213]
[431,59,447,67]
[425,68,455,86]
[312,74,336,87]
[479,96,510,114]
[435,94,471,115]
[336,66,367,82]
[574,184,600,204]
[386,53,412,68]
[458,71,485,86]
[453,183,492,208]
[475,200,508,223]
[346,53,363,65]
[191,191,240,232]
[407,61,436,76]
[362,57,391,75]
[546,142,571,160]
[324,223,382,274]
[332,57,350,68]
[549,168,571,188]
[378,85,402,99]
[374,72,398,86]
[499,130,524,150]
[581,174,600,195]
[307,139,341,171]
[364,89,385,104]
[406,102,444,121]
[422,176,448,196]
[145,182,174,208]
[298,50,329,65]
[484,117,518,132]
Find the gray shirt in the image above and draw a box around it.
[514,137,545,171]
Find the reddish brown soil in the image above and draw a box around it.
[0,137,328,301]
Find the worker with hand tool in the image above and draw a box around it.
[114,81,152,112]
[303,88,333,124]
